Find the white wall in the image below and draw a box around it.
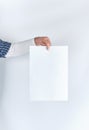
[0,0,89,130]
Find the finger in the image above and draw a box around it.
[44,41,50,50]
[40,43,46,46]
[46,44,50,50]
[45,38,51,46]
[40,42,50,50]
[47,39,51,46]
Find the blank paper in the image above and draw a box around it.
[29,46,68,101]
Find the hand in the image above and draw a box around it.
[34,36,51,50]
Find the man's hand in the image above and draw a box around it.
[34,36,51,50]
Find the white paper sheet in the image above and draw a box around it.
[29,46,68,101]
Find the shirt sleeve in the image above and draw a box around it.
[5,38,35,58]
[0,39,11,58]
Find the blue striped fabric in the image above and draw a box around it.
[0,39,11,58]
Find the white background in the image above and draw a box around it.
[0,0,89,130]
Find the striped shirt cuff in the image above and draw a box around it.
[0,39,11,58]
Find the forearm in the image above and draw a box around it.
[5,38,35,58]
[0,36,51,58]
